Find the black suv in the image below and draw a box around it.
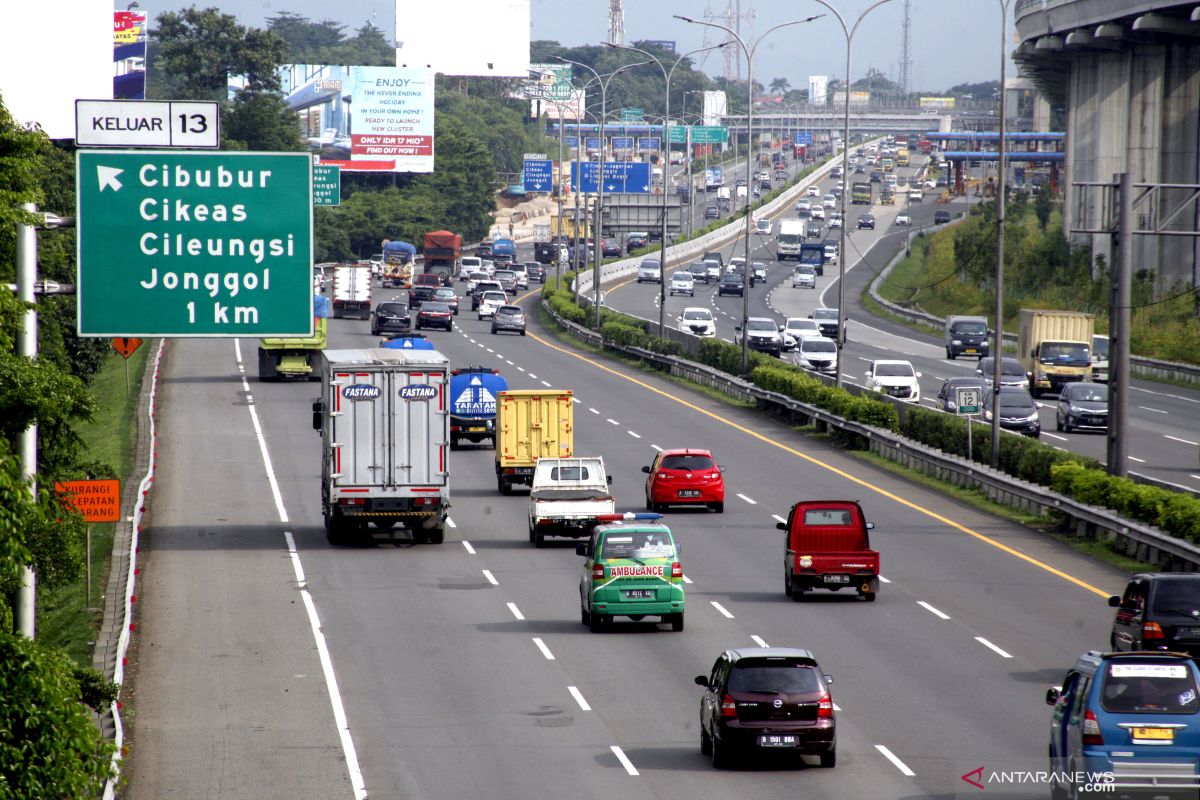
[934,209,952,224]
[371,301,411,337]
[524,261,546,284]
[409,284,437,308]
[810,307,840,338]
[1109,574,1200,656]
[717,272,744,297]
[695,647,836,768]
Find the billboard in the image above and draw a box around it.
[702,91,727,127]
[920,96,957,112]
[114,9,147,100]
[531,89,585,121]
[396,0,530,77]
[833,91,870,108]
[808,75,828,107]
[0,5,112,138]
[282,65,435,174]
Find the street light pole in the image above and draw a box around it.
[989,0,1013,468]
[802,0,899,388]
[557,57,650,329]
[606,42,727,337]
[676,13,823,373]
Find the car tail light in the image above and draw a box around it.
[707,472,720,479]
[592,564,605,581]
[721,694,737,718]
[339,498,364,506]
[817,690,833,718]
[1082,709,1103,745]
[671,562,683,578]
[1143,621,1164,640]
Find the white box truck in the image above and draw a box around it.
[332,263,372,319]
[314,348,450,545]
[777,219,807,261]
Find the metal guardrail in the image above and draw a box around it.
[543,297,1200,571]
[867,230,1200,387]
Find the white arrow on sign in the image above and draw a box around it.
[97,166,124,192]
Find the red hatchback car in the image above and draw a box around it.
[643,448,725,513]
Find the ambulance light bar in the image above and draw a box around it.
[594,513,663,522]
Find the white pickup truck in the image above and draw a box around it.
[527,457,614,548]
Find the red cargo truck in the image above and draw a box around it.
[422,230,461,286]
[778,500,879,601]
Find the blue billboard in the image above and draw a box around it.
[570,161,652,194]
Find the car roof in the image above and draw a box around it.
[594,522,673,537]
[726,646,819,664]
[659,448,714,458]
[1069,649,1197,677]
[872,359,913,366]
[682,306,711,314]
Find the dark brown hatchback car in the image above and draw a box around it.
[694,647,836,768]
[1109,573,1200,656]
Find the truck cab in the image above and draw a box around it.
[528,457,614,547]
[778,500,879,601]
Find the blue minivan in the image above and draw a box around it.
[1047,650,1200,798]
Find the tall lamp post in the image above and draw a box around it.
[676,13,823,373]
[989,0,1013,468]
[606,41,727,337]
[801,0,899,387]
[539,94,573,288]
[556,56,651,329]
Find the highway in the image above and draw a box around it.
[604,153,1200,491]
[127,259,1136,798]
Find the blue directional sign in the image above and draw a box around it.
[638,137,661,151]
[570,161,651,194]
[610,136,634,150]
[523,159,554,193]
[564,135,579,148]
[794,131,814,146]
[585,137,601,150]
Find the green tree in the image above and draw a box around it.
[149,7,287,99]
[769,77,790,94]
[1034,185,1053,230]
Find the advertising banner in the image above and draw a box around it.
[315,66,435,174]
[114,9,147,100]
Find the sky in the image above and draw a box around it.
[163,0,1009,93]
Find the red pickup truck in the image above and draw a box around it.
[778,500,879,602]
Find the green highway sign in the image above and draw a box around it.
[619,107,644,122]
[76,151,313,337]
[313,164,341,206]
[667,125,729,144]
[955,387,981,415]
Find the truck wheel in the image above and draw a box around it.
[946,348,955,360]
[581,604,590,625]
[326,515,351,547]
[499,475,512,496]
[711,733,731,769]
[533,530,545,548]
[588,613,604,633]
[861,591,877,602]
[424,526,445,545]
[671,612,685,632]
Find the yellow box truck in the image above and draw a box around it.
[496,389,575,494]
[1017,309,1095,397]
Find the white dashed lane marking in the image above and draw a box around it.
[628,431,641,439]
[589,408,600,415]
[917,601,951,620]
[710,601,735,619]
[975,636,1014,658]
[610,746,639,776]
[482,570,498,586]
[532,638,555,660]
[606,418,620,426]
[506,602,524,620]
[875,744,916,777]
[736,493,757,505]
[461,540,475,554]
[568,686,592,711]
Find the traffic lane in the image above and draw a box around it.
[448,317,1120,791]
[126,338,355,800]
[256,322,663,798]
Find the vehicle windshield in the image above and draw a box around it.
[495,271,514,280]
[482,292,506,301]
[1093,337,1110,359]
[804,339,837,353]
[599,532,676,560]
[953,321,988,336]
[729,664,822,694]
[778,233,800,244]
[661,454,715,471]
[786,320,817,332]
[683,310,712,321]
[497,306,523,317]
[795,266,815,275]
[995,392,1035,412]
[1100,662,1199,714]
[641,261,661,270]
[434,289,454,298]
[469,272,489,281]
[377,303,408,315]
[1040,342,1091,366]
[1150,580,1200,616]
[1067,385,1107,403]
[813,309,837,321]
[748,320,776,332]
[874,363,915,377]
[689,264,707,274]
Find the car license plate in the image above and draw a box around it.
[467,426,486,432]
[623,589,655,600]
[964,348,977,354]
[1132,727,1174,742]
[678,490,701,498]
[1176,626,1200,638]
[824,574,850,584]
[758,735,797,747]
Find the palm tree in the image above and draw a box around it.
[768,76,790,95]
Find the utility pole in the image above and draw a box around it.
[15,203,38,637]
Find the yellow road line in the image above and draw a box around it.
[526,326,1111,598]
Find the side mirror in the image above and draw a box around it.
[824,675,834,685]
[915,371,923,379]
[866,521,875,530]
[311,399,324,431]
[734,326,742,332]
[775,521,787,531]
[607,475,613,485]
[576,543,589,557]
[694,675,709,687]
[1045,687,1060,706]
[641,465,651,474]
[779,325,786,332]
[1107,595,1121,608]
[718,465,726,473]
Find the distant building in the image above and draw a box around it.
[808,75,828,107]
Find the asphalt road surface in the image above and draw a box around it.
[125,269,1135,798]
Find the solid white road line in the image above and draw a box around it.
[1042,432,1068,442]
[1191,474,1200,482]
[610,745,639,776]
[736,493,757,505]
[875,744,916,777]
[506,602,524,620]
[461,540,476,555]
[917,601,951,620]
[1129,456,1146,463]
[532,638,555,660]
[482,570,498,586]
[568,686,592,711]
[1139,406,1168,414]
[751,635,769,648]
[975,636,1014,658]
[710,601,735,619]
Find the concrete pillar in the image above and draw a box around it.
[1128,44,1166,289]
[1158,40,1200,294]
